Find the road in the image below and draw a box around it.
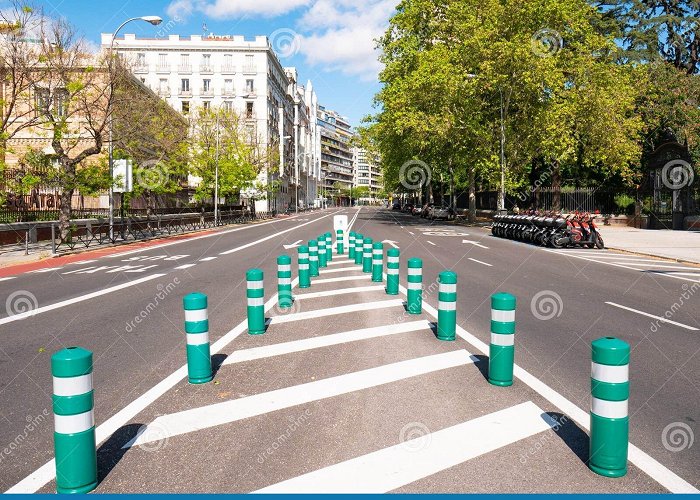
[0,207,697,493]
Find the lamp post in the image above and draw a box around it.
[296,152,312,210]
[108,16,162,241]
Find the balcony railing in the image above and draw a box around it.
[157,88,171,97]
[178,88,192,97]
[178,65,192,74]
[221,65,236,74]
[200,87,214,97]
[199,65,213,74]
[242,65,257,74]
[156,65,171,73]
[133,64,148,73]
[222,88,235,97]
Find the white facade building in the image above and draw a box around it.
[100,33,321,212]
[353,147,383,202]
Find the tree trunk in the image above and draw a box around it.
[468,165,476,223]
[58,187,73,241]
[551,159,561,212]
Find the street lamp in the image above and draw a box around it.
[296,152,313,210]
[108,16,163,241]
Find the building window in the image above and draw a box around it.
[181,79,189,91]
[181,101,189,114]
[246,102,254,118]
[54,89,68,117]
[159,78,168,91]
[246,79,254,93]
[203,79,211,91]
[35,87,50,115]
[180,53,189,66]
[201,53,211,68]
[202,101,210,110]
[158,53,168,68]
[223,101,232,111]
[137,53,145,66]
[224,79,233,93]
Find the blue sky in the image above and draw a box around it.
[26,0,396,128]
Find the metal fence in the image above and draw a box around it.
[473,187,633,214]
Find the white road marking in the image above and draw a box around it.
[605,302,699,331]
[382,239,399,249]
[6,279,296,493]
[124,350,476,448]
[391,277,698,493]
[295,285,385,300]
[427,241,436,246]
[29,267,64,273]
[256,401,552,493]
[468,258,493,267]
[199,257,217,262]
[173,264,196,270]
[327,259,355,266]
[283,239,303,250]
[223,320,431,365]
[220,211,340,255]
[319,266,363,274]
[67,259,98,265]
[0,274,166,326]
[462,239,489,249]
[270,299,404,324]
[312,276,372,285]
[0,277,16,282]
[408,231,415,235]
[615,262,700,271]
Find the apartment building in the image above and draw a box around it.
[353,147,384,202]
[317,105,354,205]
[101,33,321,212]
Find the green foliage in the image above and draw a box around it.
[614,193,635,214]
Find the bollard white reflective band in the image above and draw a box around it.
[186,331,210,346]
[299,253,309,259]
[278,277,291,285]
[591,398,628,419]
[438,300,456,311]
[591,362,629,384]
[388,257,399,264]
[310,256,319,261]
[364,244,371,249]
[247,297,265,307]
[373,250,382,255]
[387,269,399,275]
[440,284,457,293]
[491,309,515,322]
[54,410,94,434]
[299,264,309,270]
[407,281,422,290]
[52,374,92,397]
[319,249,327,254]
[247,280,263,289]
[373,258,382,263]
[278,265,291,272]
[490,332,515,346]
[407,268,422,276]
[185,309,208,322]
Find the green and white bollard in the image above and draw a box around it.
[308,240,319,278]
[52,346,97,494]
[589,337,630,478]
[437,271,457,341]
[354,233,364,265]
[488,292,516,387]
[372,241,384,283]
[277,255,293,309]
[386,248,400,295]
[298,246,311,289]
[407,258,423,314]
[318,235,328,268]
[348,232,356,260]
[362,237,373,273]
[325,232,333,261]
[336,229,344,255]
[246,268,265,335]
[183,292,213,384]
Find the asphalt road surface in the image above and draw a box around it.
[0,207,697,493]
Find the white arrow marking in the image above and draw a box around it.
[283,239,303,250]
[462,239,489,249]
[382,240,399,249]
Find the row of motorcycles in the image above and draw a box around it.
[492,210,605,249]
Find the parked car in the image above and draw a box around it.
[392,202,401,210]
[430,205,455,220]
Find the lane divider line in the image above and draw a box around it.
[123,350,477,448]
[605,302,699,331]
[256,401,553,493]
[222,320,431,365]
[468,258,493,267]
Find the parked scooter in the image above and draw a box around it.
[492,210,604,249]
[550,211,604,249]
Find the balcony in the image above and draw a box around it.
[242,65,257,74]
[157,88,171,97]
[178,65,192,74]
[178,88,192,97]
[221,65,236,74]
[133,64,148,73]
[242,88,257,97]
[222,88,235,97]
[200,87,214,97]
[156,65,171,73]
[199,65,214,74]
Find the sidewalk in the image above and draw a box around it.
[600,226,700,264]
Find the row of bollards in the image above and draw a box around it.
[48,226,629,494]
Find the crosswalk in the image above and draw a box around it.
[545,248,700,283]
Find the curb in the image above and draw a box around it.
[605,246,700,267]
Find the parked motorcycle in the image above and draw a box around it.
[550,212,604,249]
[492,210,604,249]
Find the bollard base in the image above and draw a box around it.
[488,379,513,387]
[248,330,265,335]
[588,463,627,478]
[386,288,398,295]
[372,277,382,283]
[436,334,456,341]
[188,375,213,384]
[57,481,98,495]
[299,284,310,289]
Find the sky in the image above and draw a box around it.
[23,0,396,128]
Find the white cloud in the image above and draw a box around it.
[165,0,396,80]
